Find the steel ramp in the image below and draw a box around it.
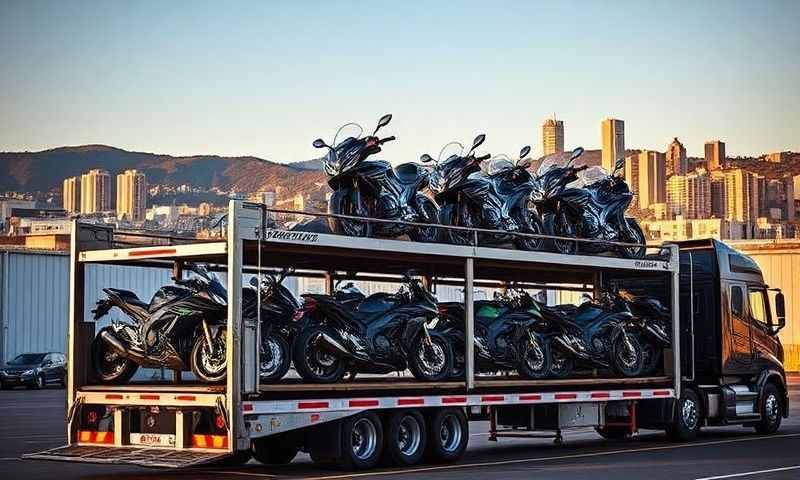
[24,445,229,468]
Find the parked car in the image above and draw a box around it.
[0,352,67,389]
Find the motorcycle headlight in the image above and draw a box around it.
[22,369,36,377]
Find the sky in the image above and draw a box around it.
[1,0,799,164]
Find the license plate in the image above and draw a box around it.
[130,433,176,447]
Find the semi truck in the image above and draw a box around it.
[25,201,788,470]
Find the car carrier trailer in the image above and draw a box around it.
[24,200,787,470]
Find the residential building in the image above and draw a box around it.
[0,199,36,228]
[80,169,112,214]
[766,151,789,163]
[115,169,147,222]
[637,150,666,209]
[710,170,727,218]
[666,175,686,218]
[542,116,564,156]
[601,118,624,172]
[665,137,687,176]
[62,176,80,213]
[685,169,712,219]
[623,154,639,207]
[723,169,759,235]
[704,140,726,170]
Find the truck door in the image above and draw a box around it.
[747,286,782,371]
[728,284,753,369]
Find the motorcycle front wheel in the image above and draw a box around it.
[91,332,138,384]
[512,205,545,252]
[408,332,453,382]
[408,195,441,243]
[439,204,476,246]
[292,326,347,383]
[517,335,551,379]
[191,326,228,383]
[619,218,646,259]
[639,335,661,376]
[553,212,578,255]
[548,344,575,378]
[328,189,373,238]
[259,334,291,383]
[612,332,644,377]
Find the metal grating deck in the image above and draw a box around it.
[24,444,229,468]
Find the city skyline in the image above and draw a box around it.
[1,1,799,164]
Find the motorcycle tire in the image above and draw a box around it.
[292,326,347,383]
[259,334,291,383]
[512,205,545,252]
[517,335,551,379]
[439,204,475,246]
[408,332,453,382]
[191,326,228,383]
[548,344,575,378]
[408,194,441,243]
[91,330,138,384]
[553,212,578,255]
[328,189,372,238]
[612,332,644,377]
[638,335,661,376]
[619,218,647,259]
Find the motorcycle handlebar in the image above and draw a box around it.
[475,153,491,162]
[379,136,396,144]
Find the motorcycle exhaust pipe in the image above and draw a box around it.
[100,330,186,370]
[316,332,355,359]
[100,330,147,364]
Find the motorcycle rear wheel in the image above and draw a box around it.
[259,334,291,383]
[619,218,646,259]
[191,326,228,383]
[91,333,138,384]
[328,190,373,238]
[639,335,661,376]
[292,326,347,383]
[408,332,453,382]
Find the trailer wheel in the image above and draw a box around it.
[754,382,783,435]
[337,411,384,470]
[665,388,701,441]
[252,436,299,465]
[384,410,426,466]
[426,408,468,463]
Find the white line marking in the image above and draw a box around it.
[296,433,800,480]
[197,469,277,478]
[695,465,800,479]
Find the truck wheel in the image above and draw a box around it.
[665,388,701,441]
[384,410,426,466]
[252,436,299,465]
[426,408,468,463]
[754,383,783,435]
[337,412,384,470]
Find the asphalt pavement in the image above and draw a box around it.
[2,378,800,480]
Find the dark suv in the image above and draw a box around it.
[0,352,67,389]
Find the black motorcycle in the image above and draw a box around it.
[531,148,646,258]
[611,289,672,375]
[242,269,301,383]
[547,295,645,378]
[425,137,544,250]
[292,274,453,383]
[91,264,228,384]
[313,114,440,242]
[435,290,551,379]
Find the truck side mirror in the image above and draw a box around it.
[774,291,786,333]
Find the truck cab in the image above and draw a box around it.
[670,239,788,439]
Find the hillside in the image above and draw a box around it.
[0,145,328,197]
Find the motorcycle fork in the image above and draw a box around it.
[201,319,215,355]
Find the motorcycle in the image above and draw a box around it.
[434,290,551,379]
[292,273,453,383]
[91,264,228,384]
[242,269,301,383]
[531,148,646,258]
[312,114,440,242]
[546,294,645,378]
[610,289,672,375]
[424,137,544,250]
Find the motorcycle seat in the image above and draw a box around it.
[351,293,400,324]
[106,288,148,310]
[148,285,191,313]
[394,163,423,184]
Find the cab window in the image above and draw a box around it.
[748,288,771,328]
[731,286,744,317]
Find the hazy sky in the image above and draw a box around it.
[1,0,798,164]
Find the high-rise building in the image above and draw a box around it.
[666,175,686,218]
[637,150,666,210]
[723,169,759,234]
[80,169,112,214]
[710,170,726,218]
[704,140,726,170]
[601,118,624,172]
[116,169,147,222]
[542,116,564,156]
[665,137,687,176]
[686,169,712,219]
[63,176,80,214]
[623,154,639,207]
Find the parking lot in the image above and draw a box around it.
[2,378,799,480]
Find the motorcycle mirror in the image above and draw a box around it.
[614,157,625,173]
[373,114,392,135]
[420,153,434,163]
[469,134,486,154]
[570,147,585,160]
[249,277,259,288]
[519,145,531,160]
[312,138,329,149]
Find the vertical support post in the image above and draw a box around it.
[175,409,185,450]
[113,408,124,446]
[669,243,681,397]
[593,271,603,300]
[488,407,497,442]
[227,200,245,452]
[324,271,335,295]
[464,257,475,391]
[66,219,83,446]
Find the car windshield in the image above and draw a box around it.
[333,122,363,148]
[9,353,45,365]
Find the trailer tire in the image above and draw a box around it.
[425,408,468,463]
[384,410,426,466]
[754,382,783,435]
[252,436,299,465]
[337,411,384,470]
[665,388,701,442]
[213,449,252,466]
